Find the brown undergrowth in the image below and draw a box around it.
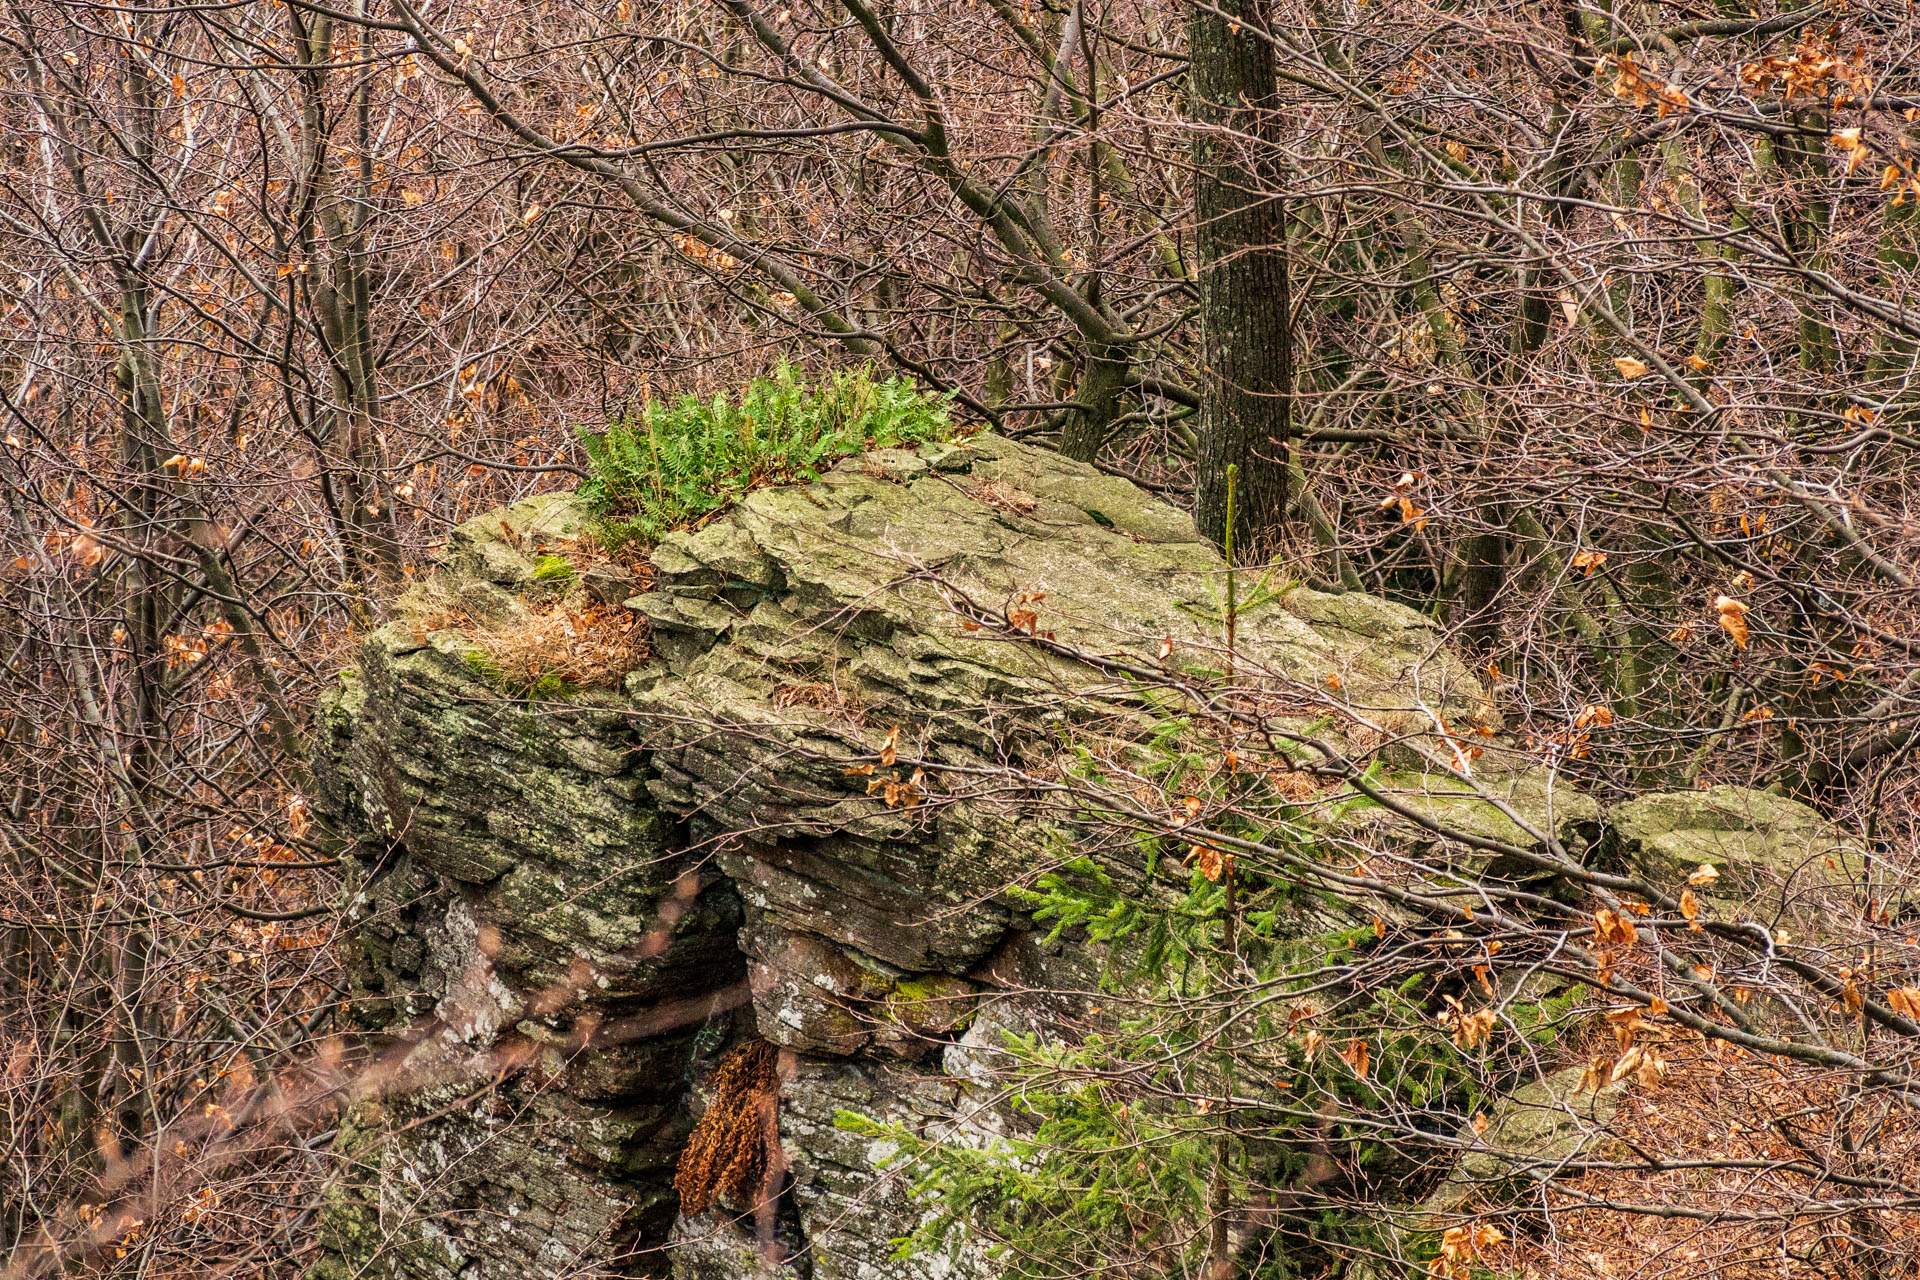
[1482,1031,1920,1279]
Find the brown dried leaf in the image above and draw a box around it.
[1715,595,1750,648]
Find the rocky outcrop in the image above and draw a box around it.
[1344,1065,1629,1280]
[1420,1064,1628,1219]
[312,434,1850,1280]
[1607,785,1861,931]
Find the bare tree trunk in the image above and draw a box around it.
[1188,0,1292,555]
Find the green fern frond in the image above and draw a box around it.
[573,361,954,544]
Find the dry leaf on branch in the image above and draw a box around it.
[1715,595,1750,648]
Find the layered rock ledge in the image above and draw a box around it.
[312,435,1848,1280]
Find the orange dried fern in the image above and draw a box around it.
[674,1039,782,1215]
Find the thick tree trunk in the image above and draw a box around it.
[1188,0,1292,556]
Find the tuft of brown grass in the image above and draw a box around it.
[674,1039,782,1216]
[975,479,1037,515]
[464,600,646,695]
[771,681,864,723]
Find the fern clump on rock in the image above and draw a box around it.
[576,360,954,547]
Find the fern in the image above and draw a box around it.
[576,361,953,544]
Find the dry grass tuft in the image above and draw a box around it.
[771,681,864,722]
[464,600,645,696]
[975,479,1037,515]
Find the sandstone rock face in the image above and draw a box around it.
[1345,1066,1629,1280]
[1609,787,1858,892]
[311,435,1836,1280]
[312,561,745,1280]
[1420,1064,1628,1220]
